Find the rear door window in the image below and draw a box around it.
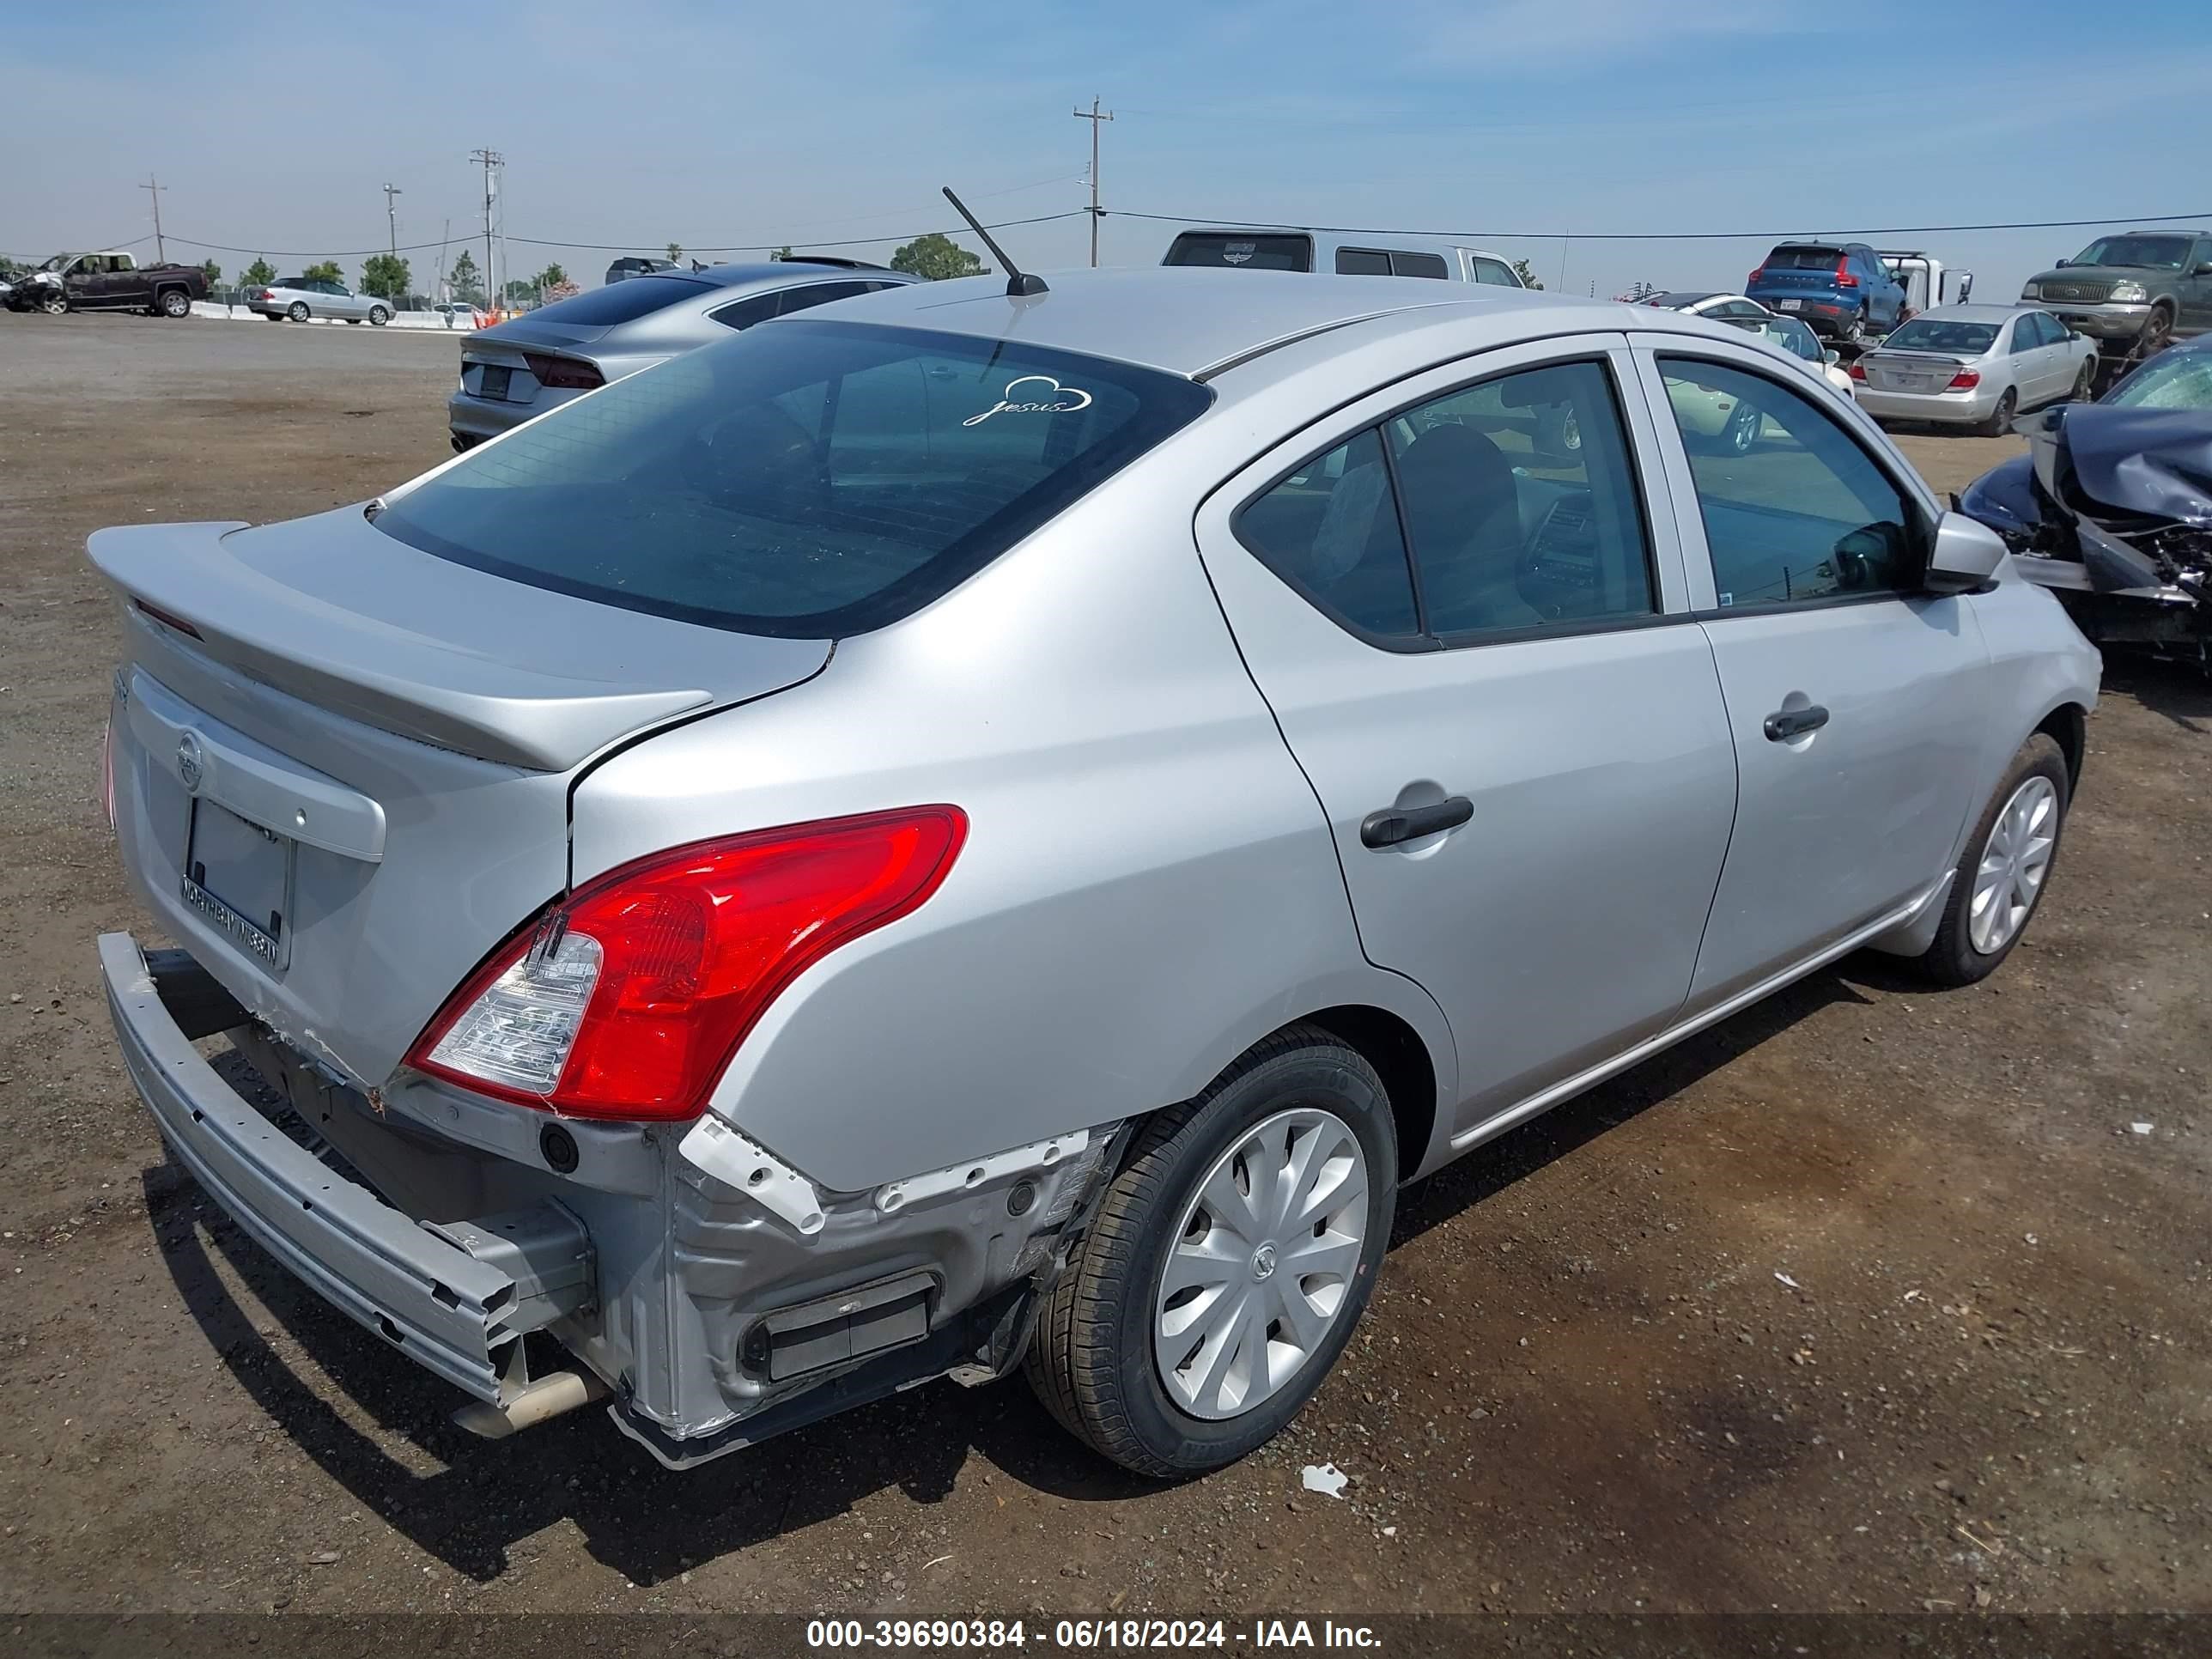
[1389,251,1448,280]
[1237,429,1419,640]
[1335,247,1393,276]
[1164,233,1313,271]
[374,320,1212,637]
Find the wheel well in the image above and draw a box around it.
[1297,1005,1437,1182]
[2037,702,2087,793]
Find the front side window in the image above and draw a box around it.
[376,321,1212,637]
[1658,358,1923,609]
[1470,258,1518,288]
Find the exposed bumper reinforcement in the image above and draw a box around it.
[100,931,556,1404]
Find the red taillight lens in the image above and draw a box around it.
[1834,255,1857,289]
[1948,369,1981,391]
[523,352,605,391]
[1747,268,1763,288]
[407,807,968,1121]
[1846,360,1867,381]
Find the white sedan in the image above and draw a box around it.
[1850,305,2099,434]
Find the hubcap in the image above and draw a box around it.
[1729,402,1760,453]
[1969,775,2057,954]
[1152,1107,1369,1422]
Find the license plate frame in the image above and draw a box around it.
[183,799,295,969]
[1777,299,1802,312]
[477,364,512,401]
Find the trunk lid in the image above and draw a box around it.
[1861,350,1974,392]
[91,513,830,1091]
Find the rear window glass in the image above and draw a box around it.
[1164,233,1313,271]
[374,320,1213,638]
[1764,246,1843,270]
[1391,251,1448,280]
[1881,319,1999,355]
[523,275,708,326]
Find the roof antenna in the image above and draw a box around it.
[942,187,1048,297]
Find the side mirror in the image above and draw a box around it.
[1924,511,2008,593]
[2194,262,2212,276]
[1823,348,1841,365]
[2053,258,2069,268]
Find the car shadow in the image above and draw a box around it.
[148,957,1888,1583]
[2103,657,2210,733]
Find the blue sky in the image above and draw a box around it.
[5,0,2209,300]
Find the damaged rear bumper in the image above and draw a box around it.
[100,931,583,1402]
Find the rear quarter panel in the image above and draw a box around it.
[568,441,1457,1194]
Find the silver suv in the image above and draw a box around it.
[94,270,2096,1477]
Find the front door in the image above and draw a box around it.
[1195,338,1739,1133]
[1633,341,1992,1007]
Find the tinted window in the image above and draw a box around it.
[375,321,1212,638]
[1659,358,1922,608]
[1390,251,1448,280]
[525,274,710,326]
[1883,318,2000,356]
[775,280,874,316]
[1765,245,1843,270]
[710,293,781,331]
[1237,429,1419,639]
[1469,258,1518,287]
[1335,247,1393,276]
[1389,362,1654,638]
[1164,233,1312,271]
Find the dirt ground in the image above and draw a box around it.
[1,312,2206,1630]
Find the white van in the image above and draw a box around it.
[1163,228,1527,287]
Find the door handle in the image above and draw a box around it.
[1360,796,1474,849]
[1763,704,1831,742]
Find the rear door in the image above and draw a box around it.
[1632,336,1991,1006]
[1194,336,1739,1135]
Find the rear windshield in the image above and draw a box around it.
[1881,319,1998,356]
[1164,233,1313,271]
[2071,235,2190,270]
[523,274,708,326]
[374,320,1213,637]
[1764,246,1843,270]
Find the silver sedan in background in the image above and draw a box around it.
[1850,304,2098,434]
[246,276,392,325]
[92,270,2094,1480]
[447,261,919,450]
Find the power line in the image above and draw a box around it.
[1105,208,2212,242]
[500,209,1091,253]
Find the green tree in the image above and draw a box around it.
[533,262,568,289]
[199,258,222,287]
[359,252,411,300]
[243,256,276,287]
[0,254,24,279]
[665,241,683,264]
[1510,258,1543,291]
[447,249,484,304]
[889,233,987,282]
[301,259,343,284]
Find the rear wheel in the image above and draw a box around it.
[1026,1025,1397,1478]
[157,287,191,319]
[287,301,309,323]
[2071,359,2096,402]
[1977,386,2017,438]
[1914,733,2069,987]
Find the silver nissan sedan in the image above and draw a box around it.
[93,268,2098,1477]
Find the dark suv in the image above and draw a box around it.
[2021,229,2212,370]
[1745,241,1909,341]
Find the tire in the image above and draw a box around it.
[1723,398,1763,455]
[1977,387,2017,439]
[2135,307,2172,362]
[1027,1026,1398,1478]
[1913,733,2069,988]
[37,293,67,316]
[368,306,389,327]
[157,287,191,319]
[287,301,309,322]
[2070,359,2096,402]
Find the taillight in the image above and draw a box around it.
[1834,254,1858,289]
[522,352,605,391]
[406,807,968,1121]
[1747,268,1764,288]
[1947,369,1981,391]
[1847,360,1867,381]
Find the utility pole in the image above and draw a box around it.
[1072,97,1113,267]
[383,183,403,261]
[470,149,502,309]
[140,175,167,263]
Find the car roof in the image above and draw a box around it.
[806,266,1762,380]
[681,261,904,291]
[1906,304,2033,324]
